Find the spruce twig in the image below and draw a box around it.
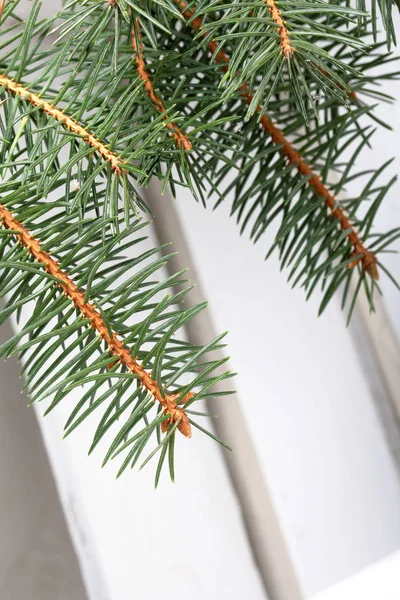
[0,202,193,436]
[0,75,126,173]
[132,19,192,151]
[177,0,379,279]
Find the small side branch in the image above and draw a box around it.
[0,75,125,174]
[177,1,378,279]
[265,0,294,57]
[0,204,193,436]
[314,63,357,100]
[132,21,192,151]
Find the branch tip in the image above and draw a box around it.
[265,0,294,57]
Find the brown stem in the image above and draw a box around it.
[132,21,192,151]
[177,1,378,279]
[265,0,294,57]
[313,63,357,99]
[0,75,126,174]
[0,203,193,436]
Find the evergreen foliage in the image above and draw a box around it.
[0,0,399,482]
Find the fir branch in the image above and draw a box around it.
[187,0,365,120]
[131,19,192,151]
[0,0,398,482]
[0,75,126,174]
[0,201,193,436]
[178,0,379,279]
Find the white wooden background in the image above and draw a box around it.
[1,3,400,600]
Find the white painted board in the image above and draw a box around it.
[173,180,400,598]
